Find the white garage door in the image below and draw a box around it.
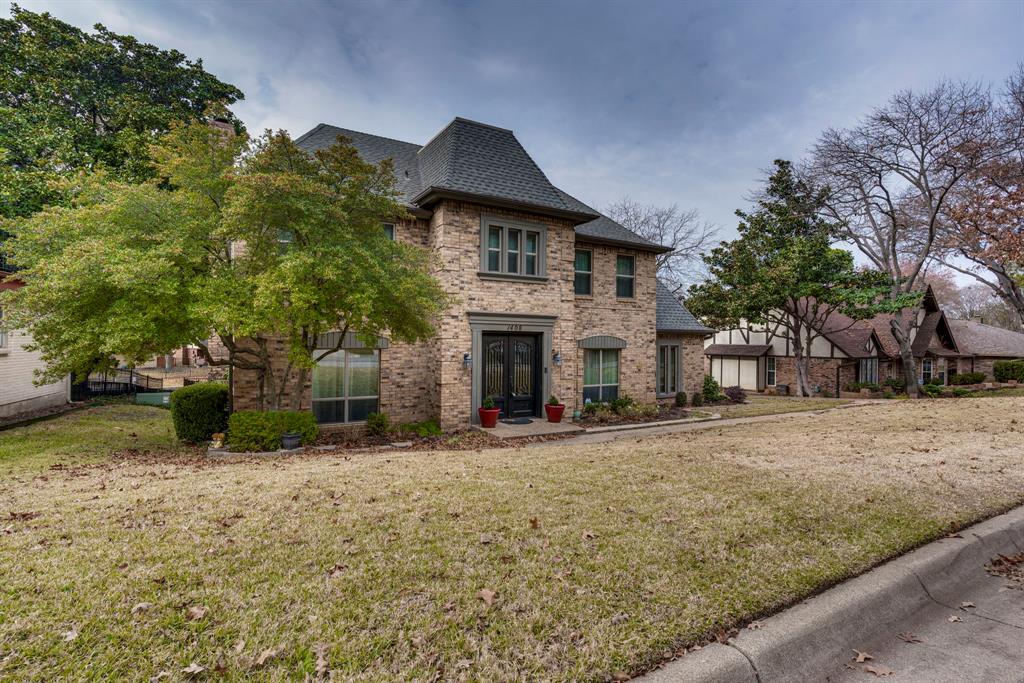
[710,356,760,391]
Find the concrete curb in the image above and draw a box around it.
[582,414,721,434]
[640,504,1024,682]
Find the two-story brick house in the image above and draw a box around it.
[231,117,712,429]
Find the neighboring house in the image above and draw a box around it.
[0,261,70,418]
[231,117,712,429]
[705,285,1024,394]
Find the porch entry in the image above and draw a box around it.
[482,333,541,418]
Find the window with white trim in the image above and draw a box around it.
[480,218,545,277]
[311,349,380,423]
[616,255,635,298]
[382,223,396,240]
[921,358,933,383]
[0,307,7,349]
[583,349,619,403]
[657,344,679,395]
[766,356,776,386]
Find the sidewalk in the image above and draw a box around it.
[641,505,1024,682]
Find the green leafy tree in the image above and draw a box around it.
[0,4,243,218]
[1,118,451,410]
[688,160,898,397]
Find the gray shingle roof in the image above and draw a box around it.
[947,319,1024,358]
[704,344,772,357]
[294,119,667,252]
[656,279,715,334]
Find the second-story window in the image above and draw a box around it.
[574,249,592,295]
[480,218,545,278]
[616,255,635,298]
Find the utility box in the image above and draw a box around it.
[135,391,172,408]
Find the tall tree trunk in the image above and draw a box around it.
[890,320,919,397]
[790,328,811,397]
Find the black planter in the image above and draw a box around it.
[281,432,301,450]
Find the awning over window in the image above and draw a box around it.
[578,335,627,350]
[316,330,389,350]
[704,343,771,357]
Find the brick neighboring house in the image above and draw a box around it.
[231,117,713,430]
[705,285,1024,394]
[0,258,70,418]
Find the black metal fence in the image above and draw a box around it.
[70,369,168,401]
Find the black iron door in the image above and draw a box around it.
[482,333,539,418]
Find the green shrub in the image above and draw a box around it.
[609,395,637,414]
[227,410,319,452]
[366,412,389,436]
[547,394,561,406]
[582,402,598,416]
[396,420,443,437]
[924,375,943,386]
[169,382,230,443]
[920,383,942,398]
[949,372,986,385]
[882,390,896,399]
[952,387,971,397]
[993,360,1024,383]
[883,377,905,392]
[691,391,704,407]
[702,375,724,402]
[845,381,880,392]
[674,391,687,407]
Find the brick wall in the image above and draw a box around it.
[230,202,662,430]
[654,332,707,400]
[771,356,854,397]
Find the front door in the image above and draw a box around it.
[482,333,540,418]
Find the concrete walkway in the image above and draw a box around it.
[641,505,1024,682]
[541,399,881,447]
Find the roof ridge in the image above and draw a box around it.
[317,124,422,149]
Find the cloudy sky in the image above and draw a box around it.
[16,0,1024,236]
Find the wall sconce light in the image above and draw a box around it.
[463,353,472,368]
[552,351,562,366]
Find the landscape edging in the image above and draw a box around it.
[640,504,1024,682]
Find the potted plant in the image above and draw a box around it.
[281,431,302,450]
[478,396,500,428]
[544,394,565,423]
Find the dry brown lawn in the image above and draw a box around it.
[1,398,1022,681]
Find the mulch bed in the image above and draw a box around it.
[576,404,695,428]
[314,428,575,452]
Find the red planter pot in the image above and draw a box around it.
[544,403,565,423]
[478,407,501,428]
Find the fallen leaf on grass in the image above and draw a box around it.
[181,662,205,676]
[747,621,763,630]
[476,588,497,607]
[132,602,153,614]
[150,672,171,682]
[611,672,630,681]
[62,628,78,642]
[479,533,494,544]
[185,605,208,621]
[314,644,329,677]
[7,511,40,521]
[326,563,347,578]
[529,517,540,529]
[897,632,922,644]
[948,615,963,623]
[851,650,873,663]
[582,530,597,540]
[254,646,283,666]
